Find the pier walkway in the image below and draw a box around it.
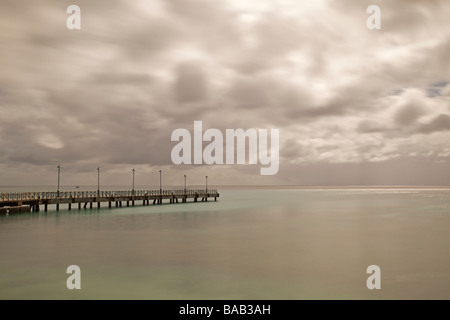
[0,189,219,214]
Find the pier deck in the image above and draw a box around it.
[0,189,219,214]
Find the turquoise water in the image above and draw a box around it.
[1,188,450,299]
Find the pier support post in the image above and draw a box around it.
[45,204,48,212]
[97,202,100,209]
[90,202,93,209]
[78,203,81,210]
[56,204,59,211]
[68,203,71,210]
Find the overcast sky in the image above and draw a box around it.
[0,0,449,187]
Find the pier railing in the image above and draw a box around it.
[0,189,218,201]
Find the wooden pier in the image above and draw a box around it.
[0,189,219,214]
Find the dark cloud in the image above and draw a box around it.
[0,0,449,186]
[174,62,208,103]
[418,114,450,134]
[90,73,154,85]
[357,120,387,134]
[227,76,273,109]
[394,104,424,125]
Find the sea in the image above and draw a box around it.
[1,186,450,300]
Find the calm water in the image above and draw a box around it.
[1,188,450,300]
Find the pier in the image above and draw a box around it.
[0,189,219,215]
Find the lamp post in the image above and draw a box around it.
[132,168,135,195]
[97,167,100,196]
[206,175,208,193]
[184,174,187,194]
[159,170,162,195]
[57,165,61,197]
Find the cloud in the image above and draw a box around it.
[0,0,449,186]
[394,104,425,126]
[174,62,208,103]
[357,120,387,134]
[418,114,450,134]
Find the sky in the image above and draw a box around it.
[0,0,449,187]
